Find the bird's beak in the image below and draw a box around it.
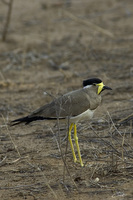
[103,85,112,90]
[97,82,112,94]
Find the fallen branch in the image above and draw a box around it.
[2,0,14,41]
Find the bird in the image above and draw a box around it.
[11,78,112,166]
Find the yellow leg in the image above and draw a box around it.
[74,124,84,167]
[68,123,77,163]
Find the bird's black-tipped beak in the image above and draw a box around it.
[103,85,112,90]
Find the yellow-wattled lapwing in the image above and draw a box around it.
[11,78,112,166]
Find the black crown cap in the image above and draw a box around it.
[83,78,102,87]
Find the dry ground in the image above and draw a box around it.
[0,0,133,199]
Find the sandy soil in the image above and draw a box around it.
[0,0,133,199]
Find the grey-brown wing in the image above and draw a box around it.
[29,89,92,118]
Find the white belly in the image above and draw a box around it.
[70,109,95,123]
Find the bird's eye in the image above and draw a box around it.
[93,83,96,86]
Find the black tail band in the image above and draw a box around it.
[10,116,65,126]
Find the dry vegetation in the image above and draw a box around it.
[0,0,133,199]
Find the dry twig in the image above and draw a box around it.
[64,10,114,38]
[56,117,78,190]
[1,114,21,157]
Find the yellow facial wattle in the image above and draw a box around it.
[96,82,105,94]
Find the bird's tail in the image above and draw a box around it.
[10,116,45,126]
